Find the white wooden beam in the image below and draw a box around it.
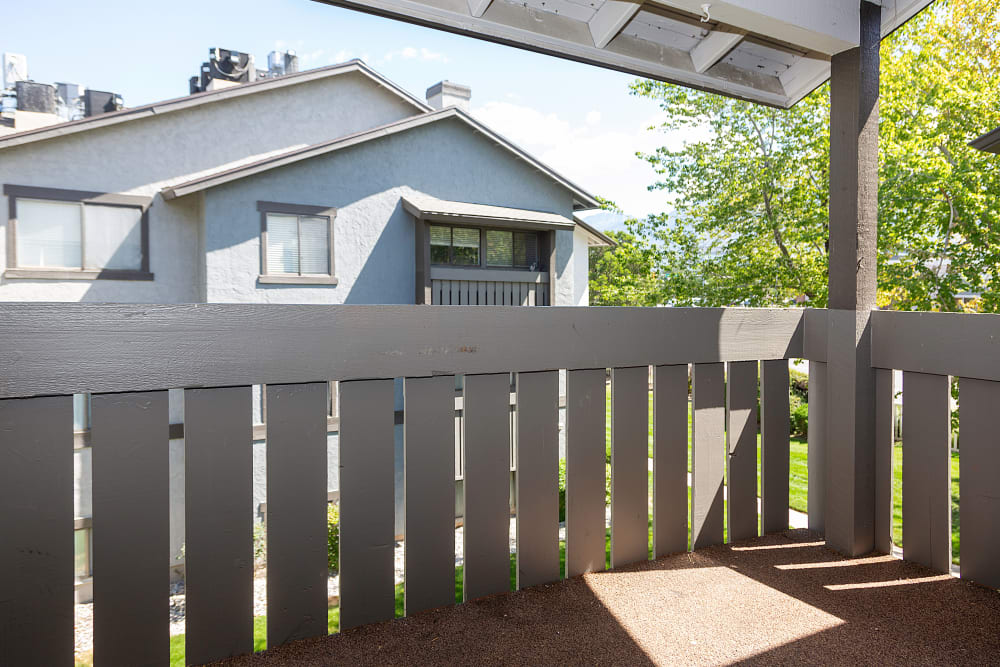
[467,0,492,18]
[588,1,642,49]
[689,27,745,73]
[778,53,830,101]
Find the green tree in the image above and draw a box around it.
[588,229,660,306]
[595,0,999,310]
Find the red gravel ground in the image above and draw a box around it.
[214,530,1000,666]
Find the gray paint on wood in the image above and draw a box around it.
[565,368,607,577]
[0,304,806,399]
[761,359,790,534]
[91,391,169,666]
[611,366,649,567]
[184,386,254,664]
[266,383,328,646]
[462,373,511,600]
[874,368,894,553]
[807,361,827,533]
[515,370,560,588]
[823,0,880,558]
[802,308,828,362]
[872,310,1000,382]
[340,379,396,629]
[691,363,725,550]
[0,396,74,666]
[958,377,1000,589]
[901,371,951,573]
[727,361,758,542]
[403,375,456,614]
[653,365,688,557]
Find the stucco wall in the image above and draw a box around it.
[0,70,421,303]
[200,116,578,304]
[573,226,591,306]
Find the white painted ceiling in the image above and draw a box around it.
[313,0,935,107]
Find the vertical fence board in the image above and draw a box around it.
[901,371,951,573]
[92,391,169,666]
[565,369,607,577]
[463,373,511,600]
[611,366,649,567]
[0,396,74,665]
[761,360,790,534]
[515,371,560,588]
[653,365,688,557]
[403,375,456,615]
[959,377,1000,589]
[266,383,328,646]
[692,363,725,550]
[727,361,758,542]
[185,386,253,664]
[807,361,827,533]
[874,368,894,553]
[340,379,396,630]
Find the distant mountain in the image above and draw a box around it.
[577,210,628,233]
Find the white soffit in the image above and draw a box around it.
[313,0,934,108]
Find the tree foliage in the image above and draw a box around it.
[592,0,1000,310]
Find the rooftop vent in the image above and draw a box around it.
[425,81,471,111]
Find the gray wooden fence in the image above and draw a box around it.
[1,304,998,665]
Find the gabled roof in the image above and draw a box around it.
[971,126,1000,154]
[161,107,601,210]
[316,0,934,108]
[0,60,430,150]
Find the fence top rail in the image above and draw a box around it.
[0,303,807,399]
[871,309,1000,382]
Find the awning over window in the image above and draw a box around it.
[402,194,576,232]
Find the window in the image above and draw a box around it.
[487,230,539,269]
[4,184,151,280]
[430,225,480,266]
[258,201,337,285]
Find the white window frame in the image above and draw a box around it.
[258,200,338,285]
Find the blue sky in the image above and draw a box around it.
[2,0,694,227]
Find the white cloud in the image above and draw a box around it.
[473,101,708,222]
[379,46,450,64]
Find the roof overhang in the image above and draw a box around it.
[314,0,934,108]
[403,194,576,231]
[573,216,616,247]
[970,126,1000,154]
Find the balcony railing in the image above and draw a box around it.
[0,303,997,665]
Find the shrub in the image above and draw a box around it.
[789,367,809,401]
[328,502,340,573]
[558,459,567,522]
[790,399,809,438]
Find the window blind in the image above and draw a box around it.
[16,199,83,268]
[266,213,300,274]
[83,205,142,270]
[298,216,329,275]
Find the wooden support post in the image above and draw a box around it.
[824,0,880,557]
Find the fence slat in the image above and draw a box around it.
[515,371,560,588]
[463,373,511,600]
[692,363,725,549]
[874,368,894,553]
[807,361,827,533]
[340,379,396,629]
[959,377,1000,588]
[403,375,455,615]
[653,365,688,557]
[761,359,790,534]
[92,391,169,666]
[565,368,607,577]
[901,371,951,573]
[727,361,758,542]
[185,386,254,664]
[0,396,74,665]
[610,366,649,567]
[266,383,328,646]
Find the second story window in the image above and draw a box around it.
[430,225,480,266]
[3,184,151,280]
[258,201,337,285]
[487,230,539,270]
